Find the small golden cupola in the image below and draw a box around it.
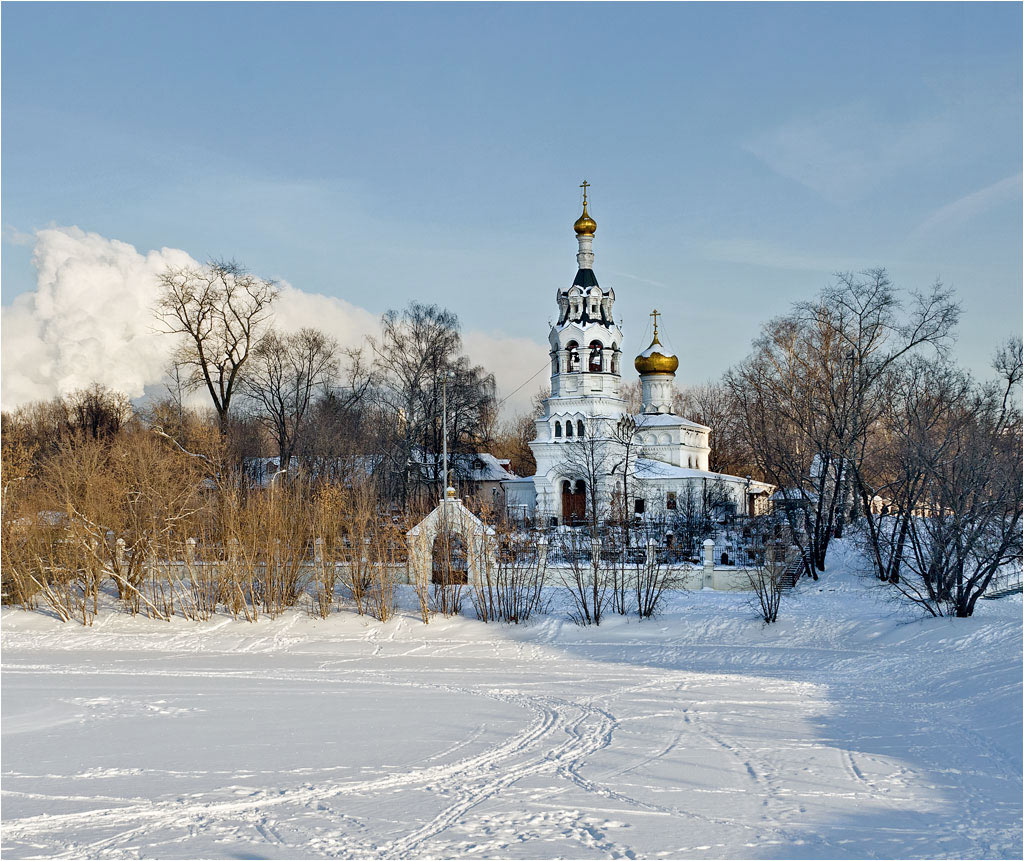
[573,179,597,236]
[634,309,679,375]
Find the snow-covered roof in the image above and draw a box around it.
[242,455,384,488]
[771,487,818,502]
[454,452,518,482]
[632,412,709,431]
[637,343,677,359]
[634,458,773,491]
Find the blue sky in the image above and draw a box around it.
[2,2,1021,407]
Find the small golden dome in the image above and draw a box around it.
[634,333,679,375]
[573,200,597,236]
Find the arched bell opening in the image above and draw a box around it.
[566,341,581,372]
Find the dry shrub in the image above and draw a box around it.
[337,482,376,614]
[310,484,343,618]
[222,484,312,619]
[472,516,546,624]
[748,544,787,623]
[365,513,405,622]
[3,517,98,624]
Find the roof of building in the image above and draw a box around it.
[633,458,773,491]
[632,412,710,430]
[453,452,519,482]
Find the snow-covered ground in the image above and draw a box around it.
[3,544,1021,859]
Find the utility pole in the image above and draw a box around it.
[441,369,455,499]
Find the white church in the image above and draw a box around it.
[502,184,773,524]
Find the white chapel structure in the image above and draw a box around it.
[501,184,773,524]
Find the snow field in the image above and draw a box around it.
[2,547,1021,859]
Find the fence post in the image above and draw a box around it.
[703,538,715,589]
[537,535,548,582]
[185,537,197,564]
[646,537,658,574]
[115,537,126,571]
[590,536,601,570]
[314,536,324,567]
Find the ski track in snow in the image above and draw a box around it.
[2,566,1021,860]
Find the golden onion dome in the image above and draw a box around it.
[573,200,597,236]
[634,333,679,375]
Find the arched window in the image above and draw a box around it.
[577,419,585,438]
[588,340,603,373]
[566,421,574,438]
[554,421,562,438]
[566,341,580,372]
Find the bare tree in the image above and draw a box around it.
[298,347,380,483]
[993,336,1023,417]
[858,357,1022,616]
[64,384,133,442]
[556,418,621,623]
[242,327,340,473]
[490,387,548,478]
[619,380,643,414]
[675,381,751,476]
[556,526,610,626]
[371,302,495,503]
[155,260,278,430]
[728,269,959,577]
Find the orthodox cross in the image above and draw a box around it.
[650,308,660,337]
[579,179,590,204]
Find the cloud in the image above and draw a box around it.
[745,103,950,203]
[462,331,548,415]
[909,173,1022,240]
[272,281,381,351]
[1,227,545,416]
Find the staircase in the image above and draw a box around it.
[983,572,1023,599]
[780,560,803,590]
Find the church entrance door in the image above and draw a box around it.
[561,479,586,525]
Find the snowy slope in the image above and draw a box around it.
[2,543,1021,859]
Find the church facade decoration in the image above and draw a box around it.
[502,184,773,524]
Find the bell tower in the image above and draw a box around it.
[546,181,624,401]
[529,183,627,522]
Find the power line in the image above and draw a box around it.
[496,359,551,410]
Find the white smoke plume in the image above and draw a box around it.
[1,227,545,415]
[1,227,195,409]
